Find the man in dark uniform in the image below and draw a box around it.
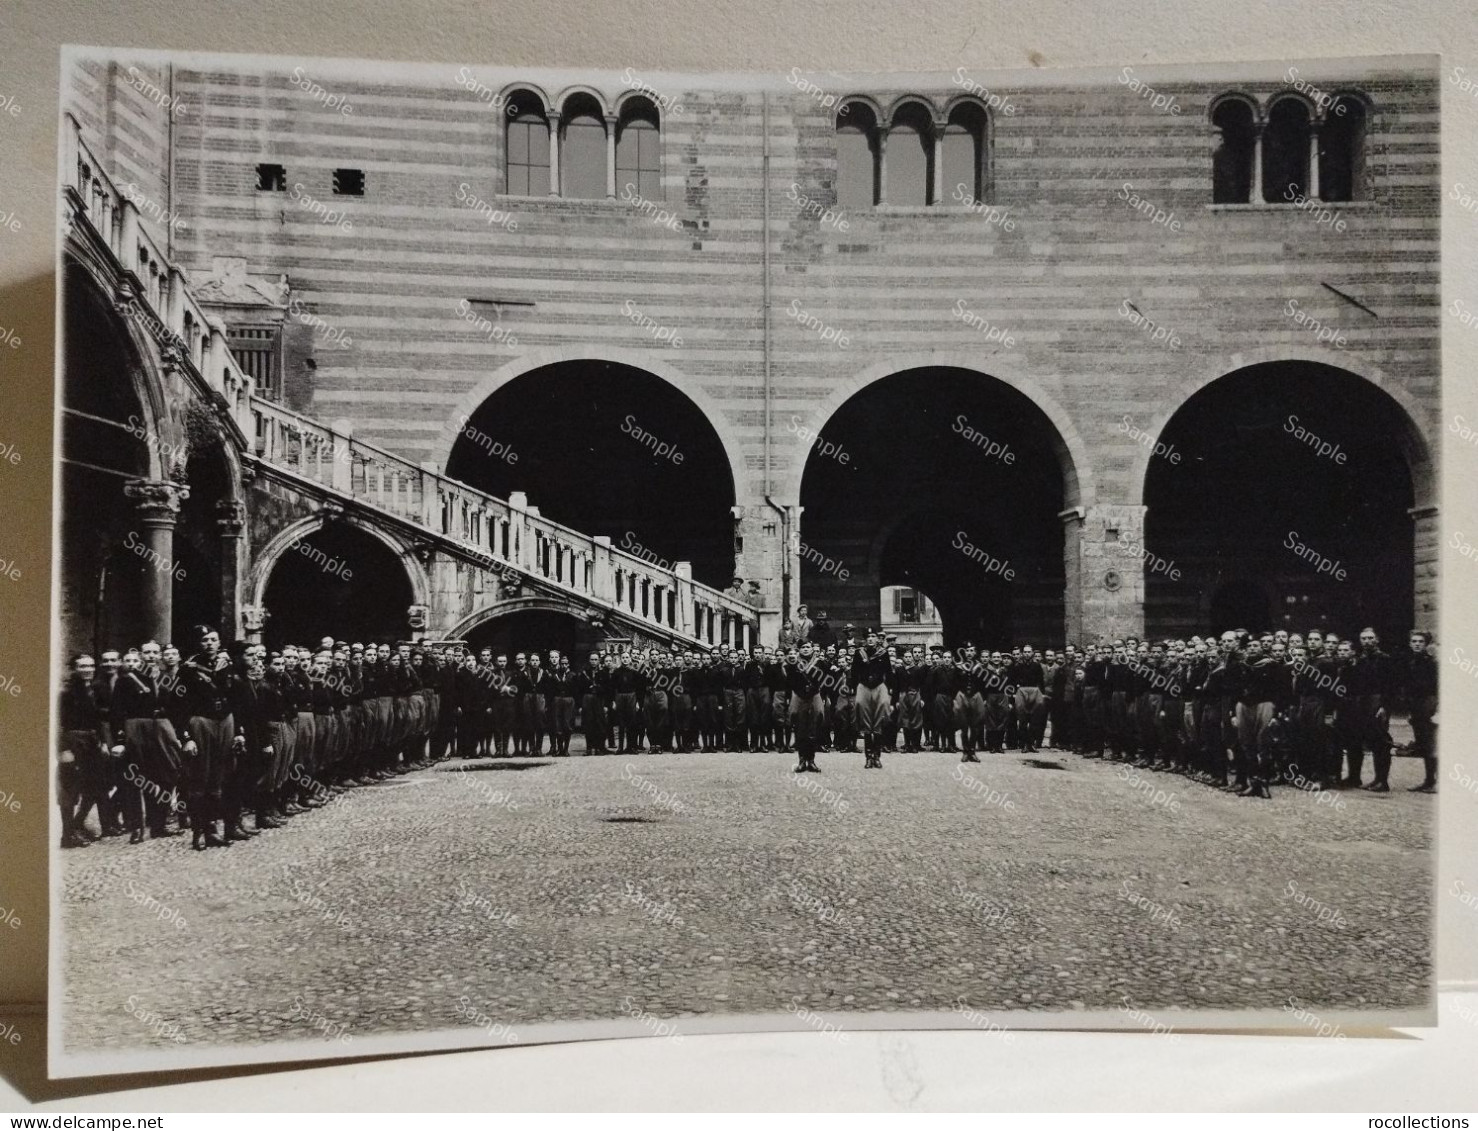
[89,649,124,837]
[546,652,577,756]
[110,646,166,842]
[57,655,103,848]
[1079,644,1108,758]
[1290,642,1330,789]
[897,648,927,753]
[172,626,247,849]
[788,643,826,774]
[959,644,986,761]
[744,647,772,752]
[926,648,960,753]
[831,647,856,754]
[1401,630,1438,792]
[573,654,605,754]
[612,652,646,753]
[719,646,747,752]
[851,630,893,768]
[1350,628,1396,792]
[642,652,672,754]
[1232,638,1279,799]
[238,646,286,831]
[1046,647,1070,752]
[454,651,485,760]
[1009,645,1048,754]
[766,647,791,752]
[431,647,460,763]
[670,653,695,753]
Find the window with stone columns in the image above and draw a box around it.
[559,92,608,200]
[940,100,989,205]
[835,101,881,207]
[504,91,550,196]
[885,100,933,206]
[1211,95,1258,203]
[1263,96,1312,203]
[837,96,991,208]
[615,96,661,200]
[1210,89,1367,204]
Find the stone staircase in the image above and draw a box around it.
[63,113,761,652]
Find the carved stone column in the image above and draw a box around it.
[241,603,269,644]
[216,499,246,641]
[605,114,618,199]
[123,479,190,645]
[407,604,430,642]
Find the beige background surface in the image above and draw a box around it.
[0,0,1475,1105]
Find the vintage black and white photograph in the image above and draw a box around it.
[51,47,1439,1076]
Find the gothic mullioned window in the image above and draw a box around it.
[1209,88,1367,204]
[836,96,990,208]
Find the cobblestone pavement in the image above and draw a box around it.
[61,743,1432,1053]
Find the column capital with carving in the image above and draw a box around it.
[124,478,190,525]
[216,499,247,535]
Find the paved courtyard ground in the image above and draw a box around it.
[60,743,1432,1054]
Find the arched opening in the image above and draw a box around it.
[1319,95,1367,203]
[616,95,661,200]
[1211,96,1257,204]
[798,367,1071,649]
[1207,578,1272,636]
[260,522,415,649]
[505,90,551,196]
[885,101,933,206]
[460,607,597,666]
[171,442,233,644]
[941,100,988,205]
[1263,97,1311,203]
[879,583,944,650]
[60,262,155,656]
[1144,361,1420,641]
[444,360,736,587]
[559,92,607,200]
[836,101,880,208]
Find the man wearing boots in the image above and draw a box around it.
[789,642,826,773]
[1401,629,1438,793]
[851,630,893,768]
[172,626,247,849]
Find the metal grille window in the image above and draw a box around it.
[256,163,287,191]
[228,325,282,398]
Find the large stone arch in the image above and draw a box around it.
[61,253,173,481]
[246,509,433,612]
[431,345,750,495]
[444,594,596,640]
[1135,349,1437,638]
[780,351,1094,508]
[1127,346,1436,509]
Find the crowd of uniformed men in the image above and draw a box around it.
[56,621,1437,850]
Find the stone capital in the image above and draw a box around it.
[124,479,190,525]
[241,604,269,632]
[407,604,429,631]
[216,499,247,535]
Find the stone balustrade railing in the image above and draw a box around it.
[253,396,759,649]
[64,111,759,649]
